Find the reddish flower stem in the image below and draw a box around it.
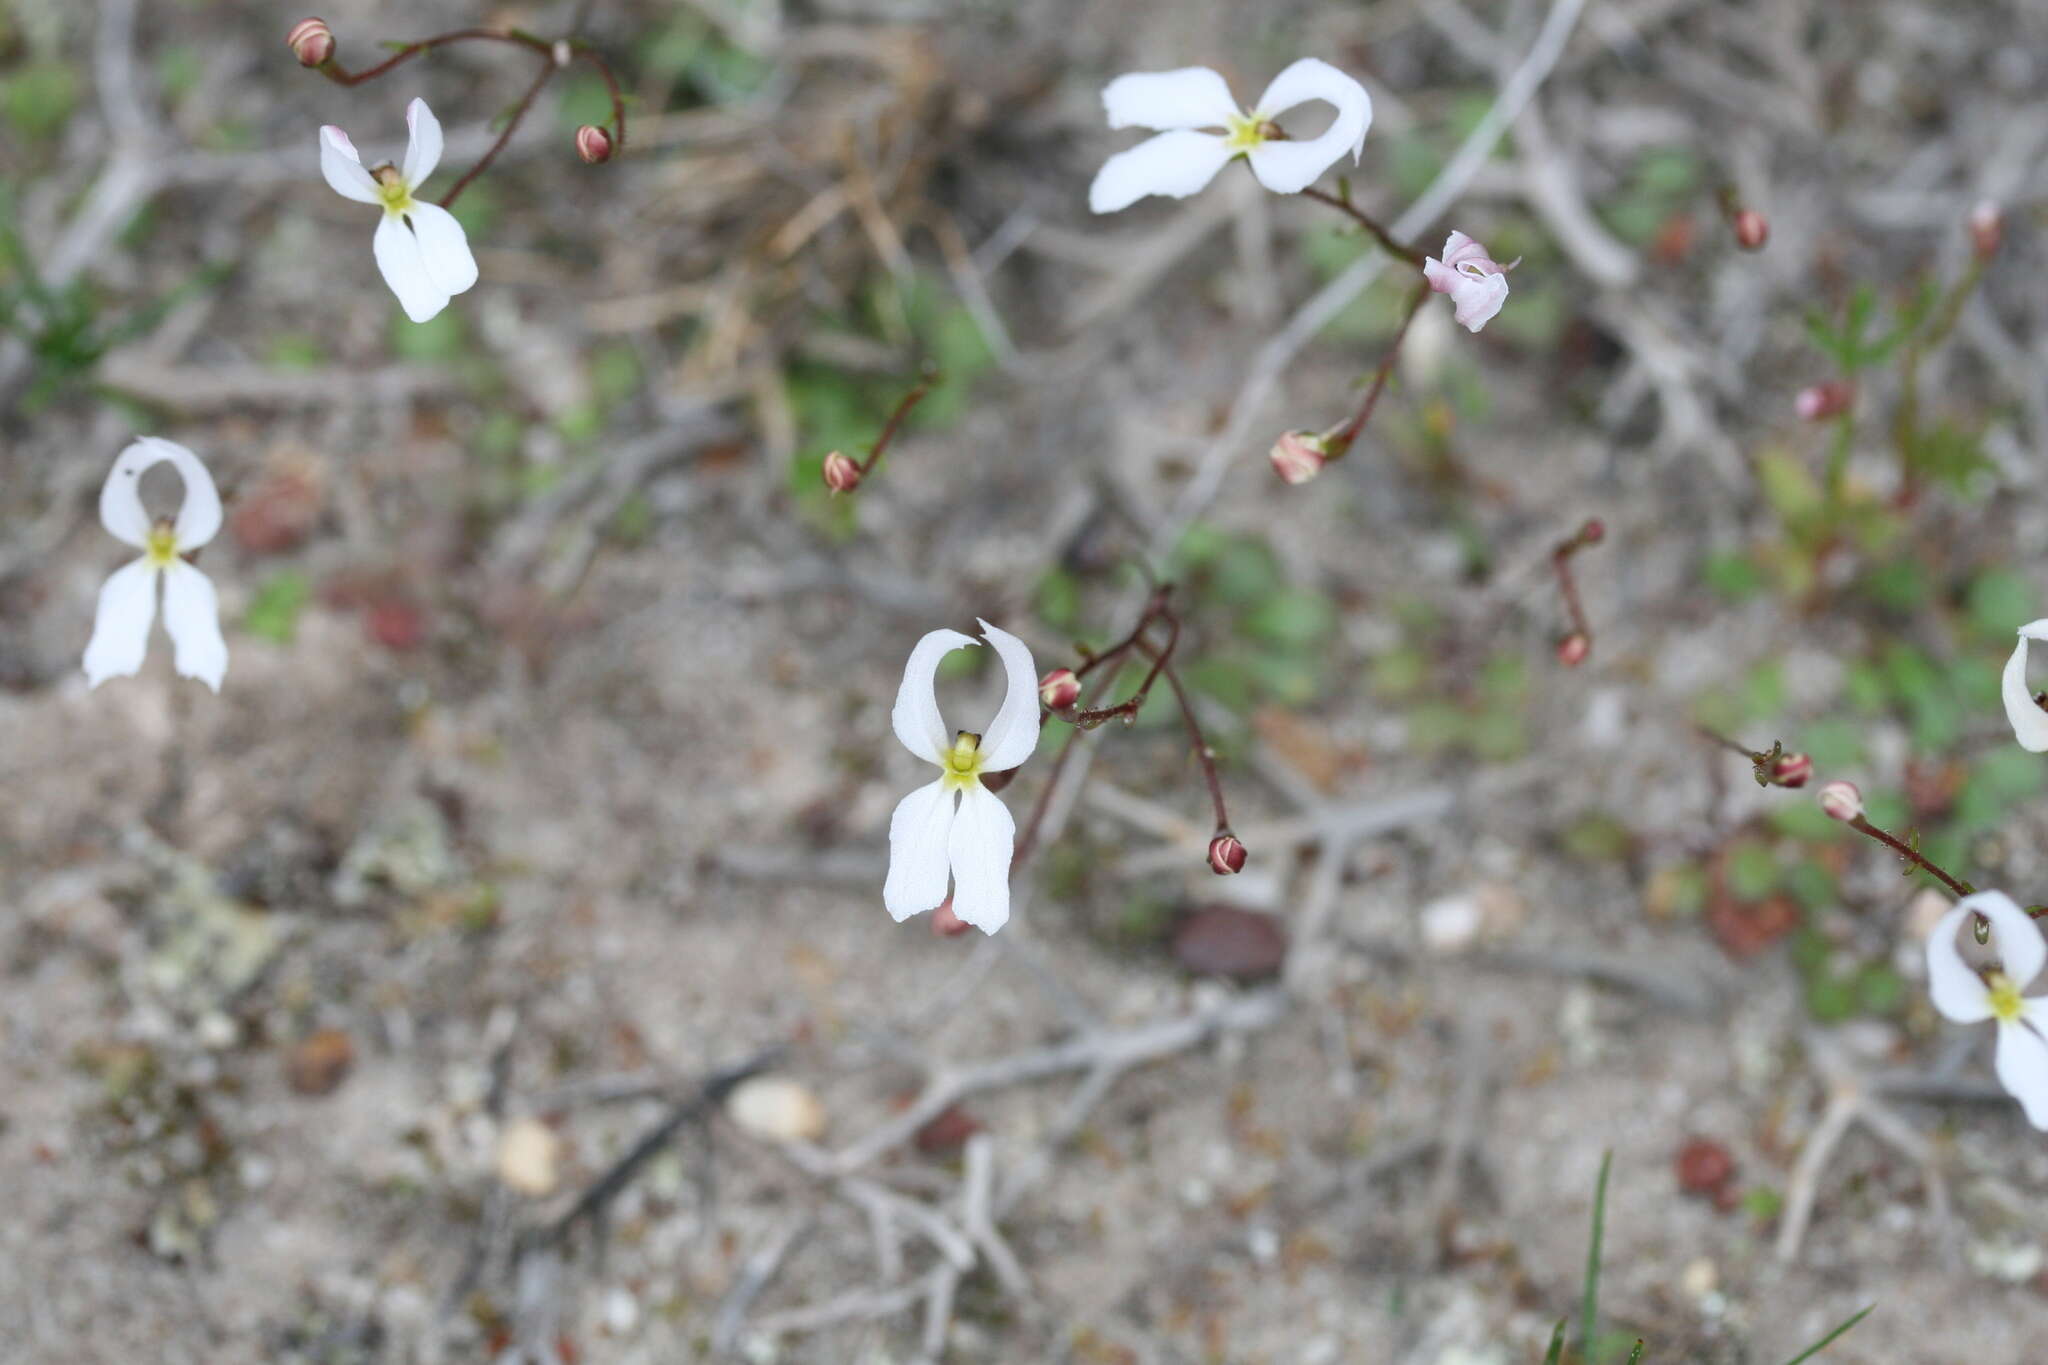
[1326,281,1430,454]
[314,29,548,86]
[1137,639,1231,834]
[1844,815,1975,899]
[1550,519,1604,658]
[851,377,935,477]
[1298,188,1428,269]
[438,57,557,210]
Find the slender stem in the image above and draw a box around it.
[1138,639,1230,833]
[1824,408,1854,505]
[1013,656,1128,870]
[438,57,558,209]
[1070,611,1180,729]
[1550,519,1603,653]
[1846,815,1974,899]
[1696,726,1766,763]
[1328,282,1430,454]
[568,41,629,147]
[317,28,550,86]
[1299,188,1427,268]
[855,377,935,475]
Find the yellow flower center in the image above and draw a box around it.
[1223,110,1271,152]
[940,730,985,793]
[144,523,179,569]
[1988,972,2025,1023]
[374,165,415,216]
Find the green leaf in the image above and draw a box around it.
[1726,842,1781,900]
[243,572,311,645]
[1034,569,1081,632]
[1580,1152,1612,1357]
[1778,1305,1873,1365]
[1542,1320,1567,1365]
[1967,569,2034,641]
[1242,587,1334,650]
[2,63,79,139]
[1702,550,1764,603]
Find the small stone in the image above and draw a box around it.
[1679,1257,1718,1299]
[285,1028,355,1096]
[496,1117,562,1197]
[1171,907,1287,980]
[1419,894,1483,954]
[726,1075,827,1142]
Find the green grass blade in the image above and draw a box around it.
[1542,1319,1567,1365]
[1626,1341,1645,1364]
[1580,1151,1613,1354]
[1779,1304,1873,1365]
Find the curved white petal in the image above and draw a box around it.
[2004,626,2048,752]
[1102,67,1238,132]
[403,202,479,297]
[402,98,444,187]
[98,444,155,548]
[1926,892,2044,1021]
[373,214,453,324]
[1993,1019,2048,1129]
[1243,58,1371,195]
[320,126,382,204]
[83,559,158,688]
[893,628,975,763]
[1439,230,1485,268]
[884,778,957,921]
[98,438,222,550]
[1088,130,1233,214]
[946,785,1015,934]
[1446,272,1510,333]
[162,562,227,692]
[974,619,1040,772]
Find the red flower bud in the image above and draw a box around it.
[1038,667,1080,711]
[1769,751,1813,788]
[1795,380,1854,423]
[821,450,862,494]
[1207,833,1248,876]
[1731,209,1769,251]
[1556,632,1591,667]
[1578,518,1605,545]
[575,124,615,166]
[286,17,335,67]
[1268,430,1328,486]
[1818,780,1863,823]
[1968,199,2003,260]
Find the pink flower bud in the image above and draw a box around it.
[1968,200,2003,259]
[1556,632,1590,667]
[931,897,970,937]
[821,451,862,494]
[1269,430,1328,485]
[286,17,335,67]
[1732,209,1769,251]
[1795,380,1854,422]
[575,124,615,166]
[1578,518,1605,545]
[1207,833,1248,876]
[1038,667,1080,711]
[1818,780,1863,823]
[1769,751,1813,788]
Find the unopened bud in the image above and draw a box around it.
[930,897,970,937]
[1795,380,1854,423]
[1732,209,1769,251]
[1556,632,1590,667]
[1269,430,1329,486]
[575,124,615,166]
[1578,518,1605,545]
[1968,200,2003,259]
[1207,833,1247,876]
[1769,751,1813,788]
[1038,667,1080,711]
[286,16,335,67]
[821,450,861,494]
[1818,780,1863,823]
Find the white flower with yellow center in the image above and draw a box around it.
[1925,890,2048,1129]
[885,620,1039,934]
[83,438,229,692]
[2000,619,2048,751]
[1088,60,1371,214]
[319,98,479,324]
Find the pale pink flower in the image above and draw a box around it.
[1422,230,1517,333]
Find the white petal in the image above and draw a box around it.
[162,562,228,692]
[1243,58,1371,195]
[1993,1019,2048,1129]
[884,779,957,921]
[1447,272,1510,333]
[98,444,156,548]
[1439,230,1483,267]
[402,98,444,187]
[1088,130,1233,213]
[893,628,975,763]
[373,214,453,324]
[97,437,222,550]
[2004,627,2048,752]
[320,126,383,204]
[1101,67,1239,131]
[1925,892,2042,1021]
[83,559,158,688]
[974,619,1040,772]
[946,785,1015,934]
[403,201,479,297]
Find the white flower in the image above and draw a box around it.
[2001,619,2048,751]
[320,98,479,323]
[1422,230,1517,333]
[1088,60,1371,214]
[884,619,1039,934]
[1925,890,2048,1129]
[83,438,229,692]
